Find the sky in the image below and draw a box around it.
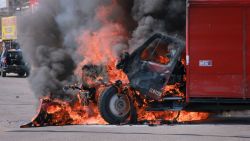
[0,0,7,9]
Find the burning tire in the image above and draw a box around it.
[98,86,132,124]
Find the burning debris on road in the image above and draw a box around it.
[18,0,209,127]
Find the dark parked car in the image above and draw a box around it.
[0,49,29,77]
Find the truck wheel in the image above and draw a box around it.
[1,71,6,77]
[98,86,132,124]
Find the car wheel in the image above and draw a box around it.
[1,71,6,77]
[18,72,25,77]
[98,86,133,124]
[25,71,30,77]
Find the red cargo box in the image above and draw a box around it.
[187,0,250,101]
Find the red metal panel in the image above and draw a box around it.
[190,74,243,98]
[246,8,250,98]
[189,0,250,5]
[188,6,244,98]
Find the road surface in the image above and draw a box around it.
[0,75,250,141]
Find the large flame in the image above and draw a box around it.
[76,0,129,84]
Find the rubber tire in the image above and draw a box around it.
[18,72,25,77]
[1,71,6,77]
[98,86,131,124]
[25,71,30,77]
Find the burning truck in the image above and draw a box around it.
[22,33,191,127]
[21,0,250,127]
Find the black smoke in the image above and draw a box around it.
[18,0,186,99]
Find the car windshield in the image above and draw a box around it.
[140,38,177,65]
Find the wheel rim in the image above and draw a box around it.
[109,94,130,118]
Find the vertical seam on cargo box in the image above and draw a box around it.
[186,0,190,103]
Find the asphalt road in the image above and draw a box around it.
[1,75,250,141]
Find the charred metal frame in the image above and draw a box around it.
[117,33,185,101]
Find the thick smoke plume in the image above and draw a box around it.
[18,0,186,99]
[130,0,186,51]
